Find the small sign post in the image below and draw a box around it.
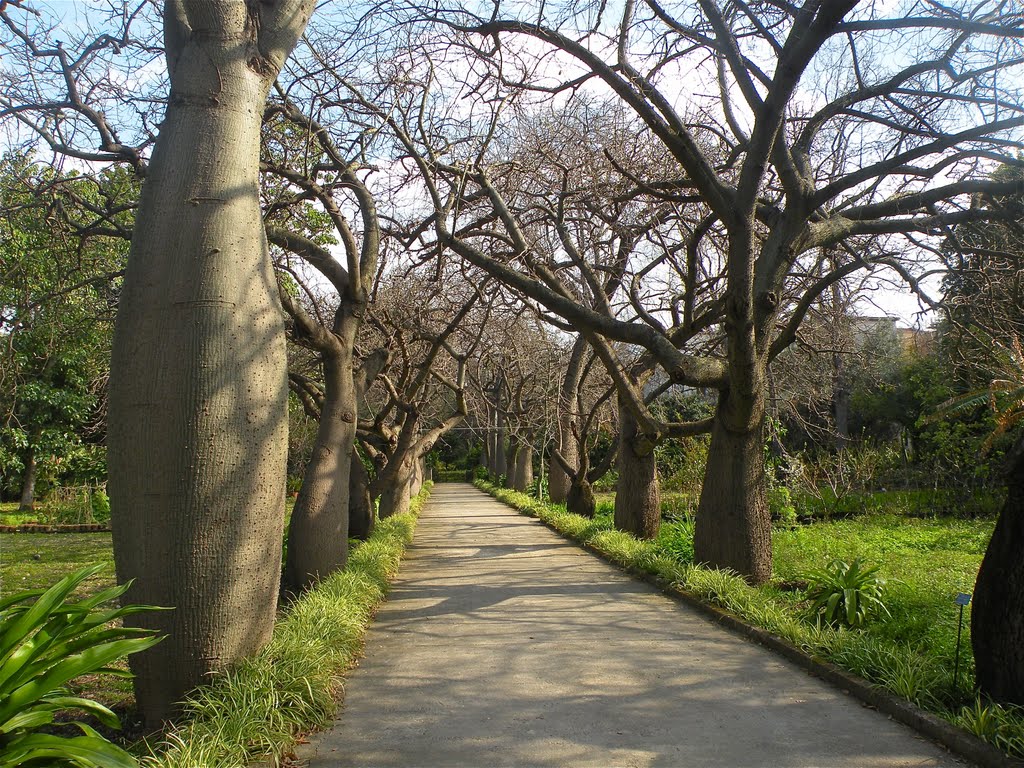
[954,592,972,693]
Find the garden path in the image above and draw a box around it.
[296,483,965,767]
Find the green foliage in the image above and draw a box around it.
[89,490,110,523]
[0,153,130,501]
[653,519,695,564]
[0,564,162,768]
[803,558,891,628]
[145,483,432,768]
[955,699,1024,758]
[768,485,797,526]
[655,435,709,495]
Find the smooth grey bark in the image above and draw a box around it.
[693,391,772,584]
[613,393,661,539]
[493,379,508,478]
[284,322,356,593]
[283,337,384,591]
[409,457,424,497]
[107,0,313,726]
[378,458,413,519]
[514,439,533,491]
[507,441,521,489]
[18,444,37,511]
[549,337,587,503]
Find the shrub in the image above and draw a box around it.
[90,488,110,523]
[0,564,163,768]
[768,485,796,526]
[803,558,891,628]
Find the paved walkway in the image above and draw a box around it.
[297,484,964,767]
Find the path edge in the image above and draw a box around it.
[477,484,1021,768]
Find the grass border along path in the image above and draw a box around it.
[141,482,433,768]
[475,481,1023,768]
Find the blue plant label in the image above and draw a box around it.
[955,592,972,606]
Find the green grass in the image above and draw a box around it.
[0,489,427,766]
[0,532,116,597]
[143,482,432,768]
[476,480,1022,759]
[773,515,991,658]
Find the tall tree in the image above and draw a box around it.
[105,1,315,724]
[387,0,1024,581]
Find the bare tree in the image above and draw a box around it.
[374,0,1024,582]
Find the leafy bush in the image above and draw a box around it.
[956,699,1024,758]
[90,489,110,523]
[654,519,695,564]
[0,564,163,768]
[768,485,796,526]
[803,558,891,628]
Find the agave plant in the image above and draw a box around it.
[0,564,164,768]
[803,558,891,628]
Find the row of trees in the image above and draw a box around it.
[3,0,1024,722]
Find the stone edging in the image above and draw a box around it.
[0,524,111,533]
[494,496,1020,768]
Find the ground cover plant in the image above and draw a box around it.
[476,480,1024,758]
[0,488,427,766]
[142,482,432,768]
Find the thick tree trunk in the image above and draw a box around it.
[567,475,596,518]
[549,427,577,503]
[973,436,1024,704]
[107,1,311,726]
[507,442,521,490]
[494,432,507,479]
[284,338,357,593]
[348,450,374,541]
[693,393,772,584]
[486,408,497,476]
[409,457,424,497]
[378,460,412,519]
[18,446,37,512]
[613,396,661,538]
[514,440,533,491]
[550,337,586,503]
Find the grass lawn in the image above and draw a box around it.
[772,515,991,660]
[0,531,116,596]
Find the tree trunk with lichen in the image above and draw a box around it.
[107,0,314,727]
